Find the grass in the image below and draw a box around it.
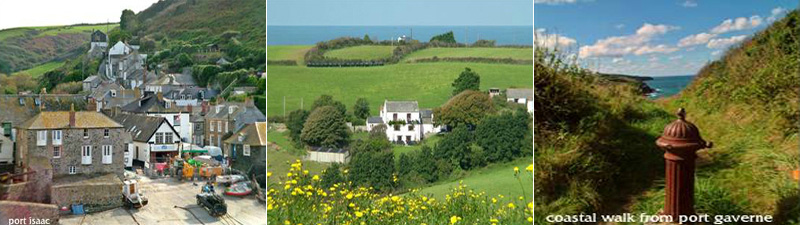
[391,135,441,159]
[0,23,118,41]
[12,61,65,78]
[267,129,329,184]
[267,45,312,64]
[403,47,533,62]
[416,158,532,200]
[324,45,395,60]
[266,62,532,116]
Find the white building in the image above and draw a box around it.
[110,113,181,169]
[367,100,440,144]
[506,88,533,113]
[120,92,193,143]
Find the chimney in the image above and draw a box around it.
[69,104,76,127]
[201,102,208,114]
[157,91,163,102]
[88,98,97,112]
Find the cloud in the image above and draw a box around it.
[707,35,747,49]
[768,7,787,22]
[615,24,625,29]
[534,0,577,5]
[681,0,697,7]
[534,30,577,49]
[678,32,717,47]
[710,16,763,34]
[579,23,680,58]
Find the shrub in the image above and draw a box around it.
[300,106,350,148]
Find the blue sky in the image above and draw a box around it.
[535,0,798,76]
[268,0,533,26]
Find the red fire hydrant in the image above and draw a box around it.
[656,108,712,221]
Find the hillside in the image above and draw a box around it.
[0,23,118,74]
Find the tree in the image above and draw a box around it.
[348,150,395,192]
[434,90,494,128]
[452,67,480,95]
[120,9,138,32]
[353,98,370,119]
[433,126,474,170]
[430,31,457,43]
[475,109,531,162]
[176,53,194,68]
[411,146,438,183]
[369,124,387,139]
[286,109,310,146]
[396,153,412,177]
[350,135,391,156]
[301,106,350,148]
[320,163,345,188]
[363,34,372,43]
[311,95,347,115]
[108,29,132,44]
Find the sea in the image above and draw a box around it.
[643,75,696,98]
[267,26,533,46]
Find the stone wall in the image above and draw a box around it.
[0,201,59,224]
[0,157,53,203]
[51,174,123,213]
[20,127,126,178]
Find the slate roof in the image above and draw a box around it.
[224,122,266,146]
[0,95,87,126]
[164,87,216,100]
[205,102,266,131]
[384,101,419,112]
[506,88,533,100]
[367,116,383,124]
[103,89,140,109]
[120,94,186,114]
[18,111,122,130]
[109,113,178,142]
[109,41,131,56]
[83,75,100,83]
[89,82,123,100]
[148,74,196,86]
[420,109,433,124]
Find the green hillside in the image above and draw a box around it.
[417,158,532,200]
[403,47,533,62]
[0,23,118,74]
[267,45,312,61]
[324,45,395,60]
[12,61,65,78]
[266,62,533,116]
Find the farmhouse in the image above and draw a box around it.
[225,122,266,172]
[109,112,181,169]
[367,100,440,144]
[506,88,533,113]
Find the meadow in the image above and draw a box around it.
[267,45,312,63]
[266,62,533,116]
[416,157,533,200]
[323,45,395,60]
[267,130,329,184]
[12,61,65,78]
[403,47,533,62]
[0,23,118,41]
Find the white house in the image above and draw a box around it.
[507,88,533,113]
[121,92,193,143]
[110,113,181,169]
[367,100,440,144]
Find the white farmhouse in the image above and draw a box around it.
[367,100,440,145]
[507,88,533,113]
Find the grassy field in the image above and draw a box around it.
[392,135,441,159]
[403,47,533,62]
[0,23,118,41]
[324,45,395,60]
[267,45,312,64]
[267,130,329,184]
[266,62,532,116]
[12,61,65,77]
[416,158,532,200]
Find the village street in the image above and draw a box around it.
[60,176,265,225]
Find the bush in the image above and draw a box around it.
[430,31,457,43]
[300,106,350,148]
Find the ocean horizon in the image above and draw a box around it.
[267,25,533,46]
[644,74,696,98]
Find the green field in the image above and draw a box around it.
[403,47,533,62]
[267,130,329,184]
[266,62,532,116]
[416,158,533,200]
[0,23,118,41]
[392,135,441,159]
[267,45,312,64]
[12,61,65,77]
[324,45,395,60]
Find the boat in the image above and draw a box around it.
[224,181,252,196]
[216,174,246,186]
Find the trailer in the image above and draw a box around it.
[196,193,227,217]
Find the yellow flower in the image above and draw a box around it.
[507,202,516,209]
[391,196,400,202]
[287,172,293,177]
[491,198,497,203]
[490,218,499,224]
[267,204,273,210]
[528,217,533,222]
[349,203,355,208]
[355,211,363,217]
[312,175,320,181]
[450,215,461,224]
[284,184,291,190]
[284,220,291,225]
[513,167,519,174]
[303,170,309,175]
[267,172,272,177]
[526,164,533,172]
[528,202,533,209]
[346,193,354,199]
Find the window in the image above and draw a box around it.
[409,124,414,131]
[397,136,402,142]
[52,130,62,146]
[210,121,215,132]
[2,122,11,136]
[37,130,47,146]
[155,133,164,144]
[53,146,61,158]
[243,145,251,156]
[394,125,400,131]
[102,145,112,164]
[165,133,173,144]
[406,113,411,122]
[69,166,76,174]
[104,129,109,138]
[393,113,398,120]
[82,146,92,164]
[165,101,171,108]
[209,135,214,146]
[406,136,411,143]
[217,121,221,133]
[83,129,88,138]
[174,115,181,126]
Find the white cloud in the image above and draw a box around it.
[678,32,717,47]
[534,0,577,5]
[707,35,747,49]
[579,23,680,58]
[681,0,697,7]
[710,16,763,34]
[612,57,625,63]
[615,24,625,29]
[768,7,787,22]
[669,55,684,60]
[534,30,577,49]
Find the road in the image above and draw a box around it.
[60,176,265,225]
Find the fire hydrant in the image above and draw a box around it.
[655,108,712,220]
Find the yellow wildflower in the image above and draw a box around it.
[513,167,519,174]
[491,198,497,203]
[526,164,533,172]
[349,203,355,208]
[284,220,291,225]
[312,175,320,181]
[287,172,293,177]
[528,202,533,209]
[450,215,461,224]
[507,202,516,209]
[303,170,309,175]
[355,211,363,217]
[346,193,354,199]
[267,172,272,177]
[528,217,534,222]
